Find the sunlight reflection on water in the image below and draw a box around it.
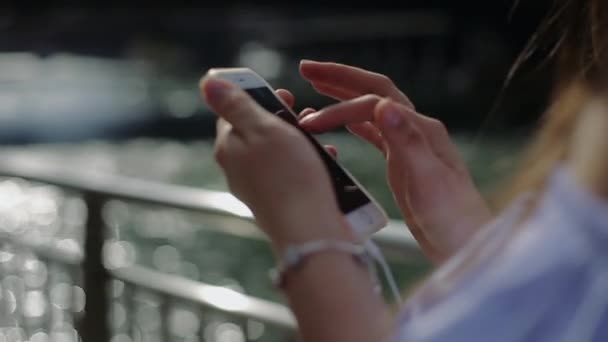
[0,140,303,341]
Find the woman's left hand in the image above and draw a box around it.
[298,60,492,262]
[199,77,353,253]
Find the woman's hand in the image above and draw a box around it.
[299,60,492,263]
[200,77,391,342]
[199,77,353,253]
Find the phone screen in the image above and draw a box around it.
[244,87,371,213]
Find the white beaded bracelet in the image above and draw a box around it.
[269,240,379,291]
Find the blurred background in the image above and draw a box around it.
[0,1,554,341]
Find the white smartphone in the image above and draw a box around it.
[206,68,388,237]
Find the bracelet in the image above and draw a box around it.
[269,240,378,290]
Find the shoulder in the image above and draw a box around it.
[392,167,608,341]
[393,217,605,342]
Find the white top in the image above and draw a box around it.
[391,166,608,342]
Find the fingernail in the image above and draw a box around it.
[300,59,314,65]
[205,79,232,101]
[297,108,315,119]
[383,105,402,127]
[299,112,319,124]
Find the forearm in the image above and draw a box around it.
[280,249,393,342]
[273,216,392,342]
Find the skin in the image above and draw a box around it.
[200,60,608,341]
[199,60,492,340]
[201,77,391,341]
[297,61,493,263]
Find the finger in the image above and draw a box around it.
[415,117,466,172]
[374,99,441,175]
[346,122,385,152]
[300,87,458,170]
[214,118,236,166]
[214,118,232,156]
[298,94,381,133]
[214,132,246,172]
[324,144,338,158]
[300,60,414,108]
[201,77,271,132]
[275,89,295,108]
[374,99,443,249]
[297,107,317,120]
[216,118,231,138]
[298,101,385,152]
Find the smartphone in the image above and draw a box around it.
[206,68,388,237]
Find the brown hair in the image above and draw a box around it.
[409,0,608,303]
[498,0,608,208]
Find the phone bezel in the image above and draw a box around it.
[206,68,389,237]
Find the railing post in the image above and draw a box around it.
[159,295,171,341]
[77,193,109,342]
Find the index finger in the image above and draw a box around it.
[300,60,414,108]
[299,94,381,133]
[275,89,295,108]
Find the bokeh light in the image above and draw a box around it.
[30,331,50,342]
[72,286,85,313]
[169,308,199,337]
[49,324,79,342]
[50,283,71,310]
[103,240,136,269]
[215,322,245,342]
[23,259,47,288]
[246,320,265,340]
[111,303,127,330]
[237,42,284,80]
[110,333,133,342]
[152,245,180,274]
[23,290,47,318]
[135,304,161,332]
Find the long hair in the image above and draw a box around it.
[498,0,608,209]
[410,0,608,303]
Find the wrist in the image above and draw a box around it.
[270,239,374,290]
[262,214,358,256]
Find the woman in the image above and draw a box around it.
[200,0,608,340]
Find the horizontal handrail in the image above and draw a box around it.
[0,232,296,330]
[0,156,423,261]
[112,265,296,329]
[0,156,427,336]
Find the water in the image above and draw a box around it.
[0,133,522,341]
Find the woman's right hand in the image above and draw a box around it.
[298,60,493,263]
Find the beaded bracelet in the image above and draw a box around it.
[269,240,379,292]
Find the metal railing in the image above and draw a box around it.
[0,157,421,341]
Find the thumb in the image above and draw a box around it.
[374,99,440,174]
[374,99,444,256]
[200,77,269,132]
